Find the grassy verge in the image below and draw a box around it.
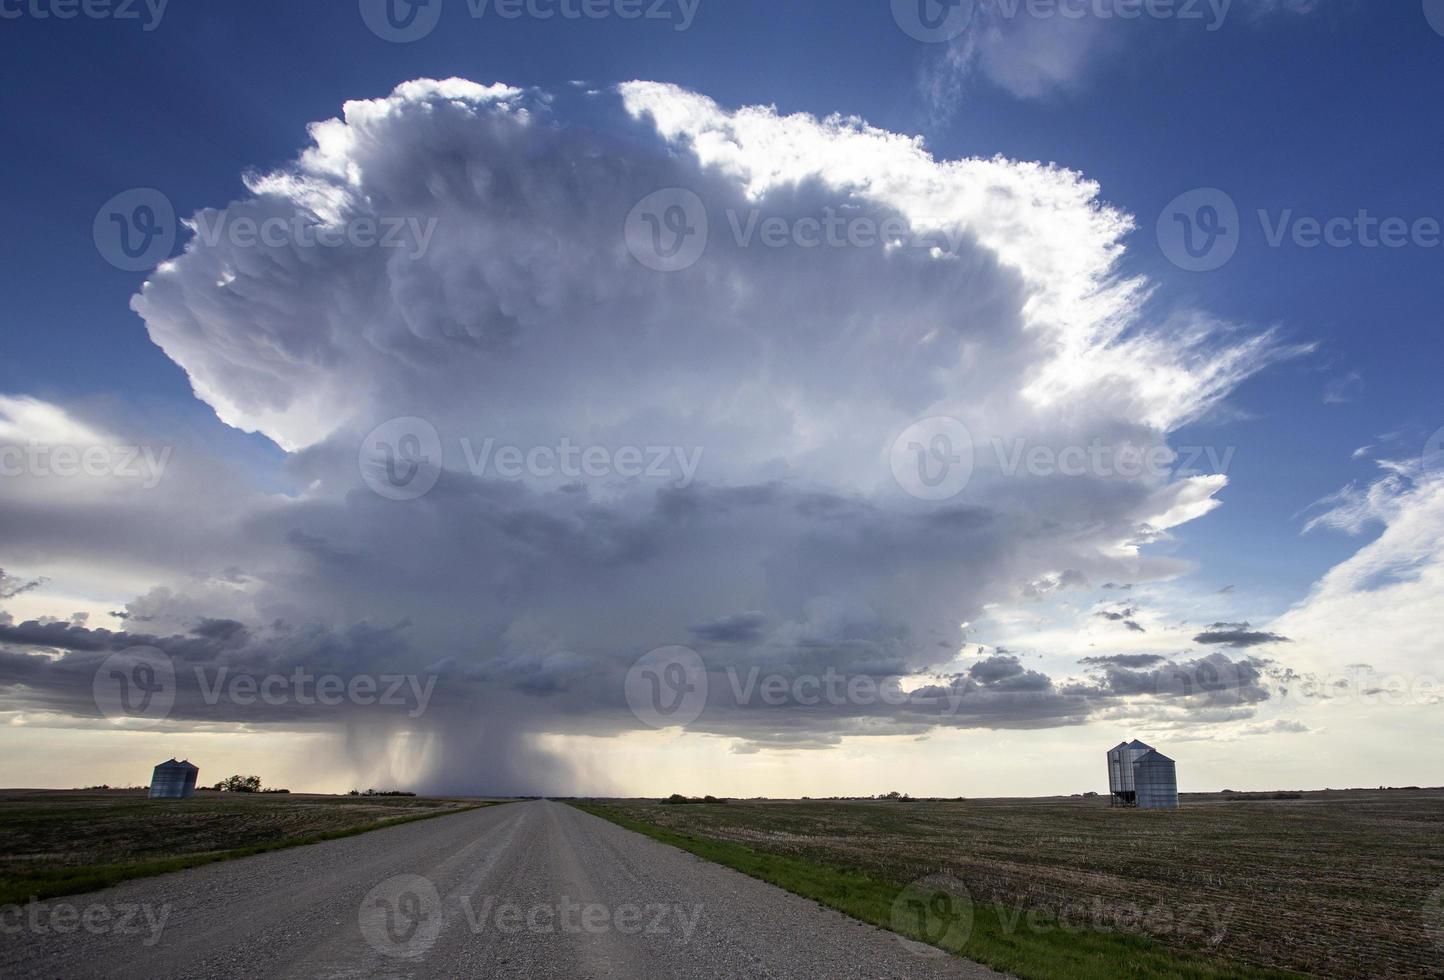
[572,803,1297,980]
[1,802,497,906]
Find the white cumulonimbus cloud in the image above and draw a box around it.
[0,78,1298,793]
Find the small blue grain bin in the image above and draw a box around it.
[149,759,199,799]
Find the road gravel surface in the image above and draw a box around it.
[0,799,1005,979]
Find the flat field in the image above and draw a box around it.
[0,789,487,905]
[585,789,1444,979]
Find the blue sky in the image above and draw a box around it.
[1,1,1442,795]
[5,1,1439,601]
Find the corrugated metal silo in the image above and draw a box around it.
[1106,739,1153,806]
[149,758,199,799]
[1133,749,1178,810]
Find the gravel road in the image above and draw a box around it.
[0,799,1004,979]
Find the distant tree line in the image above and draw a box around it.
[205,774,288,794]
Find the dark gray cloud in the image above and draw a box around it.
[1081,652,1272,708]
[0,570,47,601]
[689,612,768,644]
[1079,653,1166,668]
[1096,607,1146,632]
[1194,625,1291,647]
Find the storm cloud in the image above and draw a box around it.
[0,78,1297,793]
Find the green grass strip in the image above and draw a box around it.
[0,802,498,907]
[571,803,1299,980]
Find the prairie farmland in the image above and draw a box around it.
[586,789,1444,979]
[0,789,485,905]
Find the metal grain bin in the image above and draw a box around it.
[149,759,199,799]
[1107,739,1153,806]
[1132,749,1178,810]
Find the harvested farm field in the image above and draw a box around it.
[0,788,490,905]
[585,789,1444,979]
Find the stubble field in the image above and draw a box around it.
[584,789,1444,979]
